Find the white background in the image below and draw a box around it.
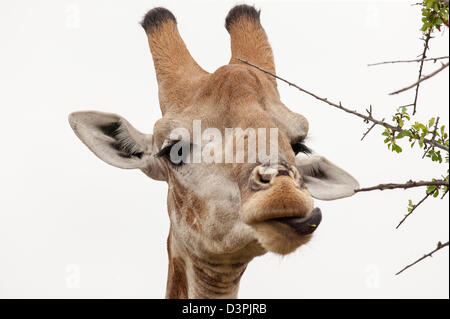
[0,0,448,298]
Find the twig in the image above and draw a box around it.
[396,241,449,275]
[390,61,449,96]
[355,180,449,193]
[412,0,449,6]
[236,58,450,153]
[396,189,436,229]
[413,33,431,115]
[360,106,382,140]
[361,122,378,141]
[368,56,449,66]
[412,33,431,115]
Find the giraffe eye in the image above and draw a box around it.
[291,139,312,155]
[156,141,191,166]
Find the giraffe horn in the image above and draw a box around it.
[225,5,277,88]
[141,7,208,114]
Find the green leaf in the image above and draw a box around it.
[392,144,402,153]
[427,185,437,194]
[419,137,425,148]
[397,130,411,139]
[429,117,435,128]
[415,123,427,132]
[407,200,413,212]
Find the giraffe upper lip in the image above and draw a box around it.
[272,207,322,235]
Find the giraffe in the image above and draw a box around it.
[68,5,359,298]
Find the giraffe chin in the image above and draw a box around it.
[252,207,322,254]
[250,220,314,255]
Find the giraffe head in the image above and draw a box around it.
[69,5,359,295]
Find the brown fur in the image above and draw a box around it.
[166,232,188,298]
[166,231,249,298]
[168,171,205,232]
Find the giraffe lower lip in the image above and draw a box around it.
[273,207,322,235]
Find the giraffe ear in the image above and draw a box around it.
[68,111,165,180]
[295,155,359,201]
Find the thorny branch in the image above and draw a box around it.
[390,61,449,96]
[361,121,379,141]
[396,189,436,229]
[396,241,449,275]
[368,56,449,66]
[412,0,450,5]
[413,32,431,115]
[235,58,449,153]
[354,179,449,193]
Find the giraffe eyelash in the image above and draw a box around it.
[155,143,174,158]
[156,141,191,166]
[291,139,312,155]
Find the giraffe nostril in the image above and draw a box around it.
[259,174,271,183]
[257,166,277,184]
[276,170,290,177]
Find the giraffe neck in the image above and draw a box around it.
[166,231,248,299]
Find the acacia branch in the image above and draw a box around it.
[390,61,449,96]
[355,180,449,193]
[236,58,449,153]
[368,56,449,66]
[396,241,449,275]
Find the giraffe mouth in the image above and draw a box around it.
[272,207,322,235]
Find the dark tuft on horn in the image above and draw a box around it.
[140,7,177,34]
[225,4,261,32]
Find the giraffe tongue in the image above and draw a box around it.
[274,207,322,235]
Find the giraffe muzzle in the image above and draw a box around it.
[272,207,322,235]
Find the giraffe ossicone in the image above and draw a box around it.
[69,5,359,298]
